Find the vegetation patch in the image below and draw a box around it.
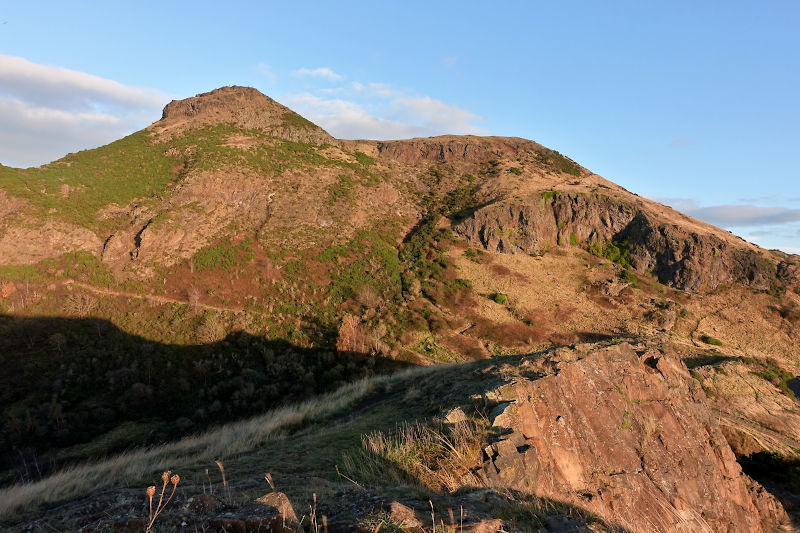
[327,174,356,204]
[490,292,508,305]
[683,354,736,369]
[0,131,177,229]
[740,356,797,399]
[588,239,633,269]
[534,148,581,176]
[281,111,318,130]
[341,418,489,492]
[699,334,723,346]
[192,236,254,272]
[739,451,800,493]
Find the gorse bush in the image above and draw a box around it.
[588,239,633,269]
[491,293,509,305]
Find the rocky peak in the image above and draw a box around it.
[154,86,334,145]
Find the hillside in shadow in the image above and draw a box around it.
[0,313,409,486]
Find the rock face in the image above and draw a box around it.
[375,136,536,165]
[455,192,780,291]
[476,343,788,533]
[0,222,102,265]
[156,86,334,145]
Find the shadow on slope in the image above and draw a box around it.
[0,313,409,486]
[739,451,800,526]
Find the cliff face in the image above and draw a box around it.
[478,343,788,532]
[455,192,782,291]
[375,136,536,165]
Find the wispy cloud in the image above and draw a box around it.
[443,56,459,67]
[292,67,343,81]
[654,196,800,253]
[0,54,170,167]
[686,205,800,227]
[657,196,800,227]
[282,78,487,140]
[0,54,167,111]
[669,137,698,148]
[255,62,276,84]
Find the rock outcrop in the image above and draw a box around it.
[455,192,780,291]
[375,136,536,165]
[476,343,788,533]
[0,222,102,265]
[155,86,334,145]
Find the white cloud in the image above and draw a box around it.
[282,82,487,140]
[652,195,800,253]
[282,93,424,139]
[292,67,343,81]
[656,196,800,227]
[0,54,167,111]
[686,205,800,227]
[255,62,276,83]
[0,54,170,167]
[394,96,486,135]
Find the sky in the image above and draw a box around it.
[0,1,798,253]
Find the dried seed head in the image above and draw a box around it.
[146,486,156,498]
[161,471,170,484]
[171,474,180,486]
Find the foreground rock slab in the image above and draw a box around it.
[478,343,789,533]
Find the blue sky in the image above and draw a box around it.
[1,1,798,252]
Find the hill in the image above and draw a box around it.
[0,86,798,531]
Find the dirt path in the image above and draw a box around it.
[62,279,245,314]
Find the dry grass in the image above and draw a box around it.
[0,365,439,518]
[341,417,489,493]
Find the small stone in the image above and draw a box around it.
[445,406,468,424]
[389,501,423,528]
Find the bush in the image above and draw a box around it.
[700,334,723,346]
[588,240,632,269]
[491,293,508,305]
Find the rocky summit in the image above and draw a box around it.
[0,87,798,532]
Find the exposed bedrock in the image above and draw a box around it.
[477,343,788,533]
[454,193,780,291]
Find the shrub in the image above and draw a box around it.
[464,248,484,263]
[569,232,579,246]
[700,334,723,346]
[491,292,508,305]
[619,269,639,288]
[588,240,633,269]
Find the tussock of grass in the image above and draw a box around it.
[0,366,437,518]
[341,417,488,493]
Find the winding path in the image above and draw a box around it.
[62,279,245,314]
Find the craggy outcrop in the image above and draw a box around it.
[620,211,778,291]
[376,136,535,165]
[455,192,780,291]
[0,222,102,265]
[778,258,800,291]
[477,343,788,533]
[455,193,636,255]
[156,86,334,145]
